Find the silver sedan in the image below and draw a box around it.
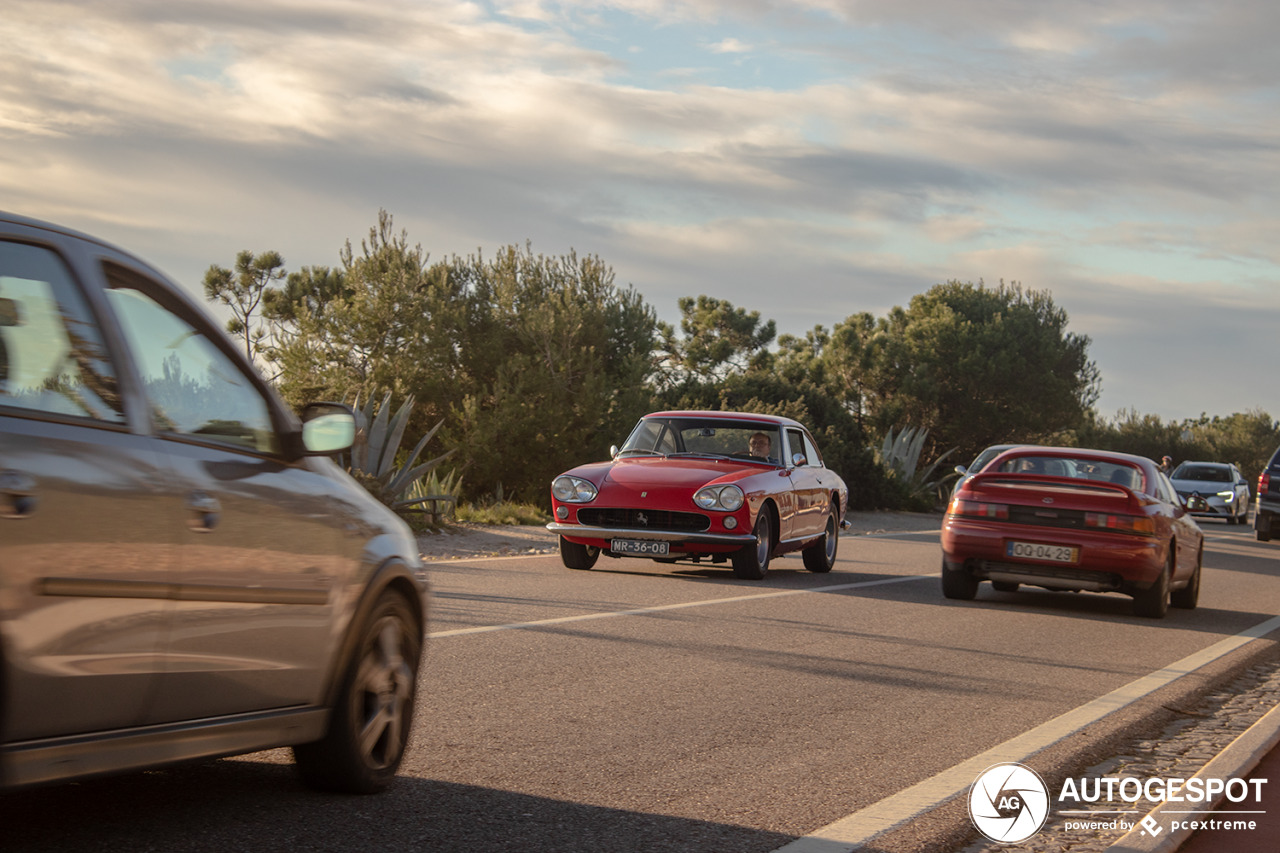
[1,211,426,794]
[1169,461,1251,524]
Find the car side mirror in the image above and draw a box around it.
[954,465,968,476]
[1185,493,1209,512]
[300,402,356,455]
[791,452,807,468]
[610,445,619,459]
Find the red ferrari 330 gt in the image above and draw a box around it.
[941,446,1205,618]
[547,411,849,579]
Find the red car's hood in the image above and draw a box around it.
[603,457,760,488]
[566,457,766,504]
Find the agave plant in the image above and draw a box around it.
[344,392,454,511]
[402,468,464,524]
[877,425,958,501]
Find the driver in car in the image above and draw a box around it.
[748,432,774,462]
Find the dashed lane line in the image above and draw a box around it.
[426,574,931,638]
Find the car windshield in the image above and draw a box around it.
[993,454,1147,492]
[1170,464,1231,483]
[618,417,782,463]
[968,446,1008,473]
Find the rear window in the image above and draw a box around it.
[994,455,1146,492]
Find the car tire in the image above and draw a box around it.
[941,558,978,600]
[991,581,1020,593]
[1257,512,1272,542]
[294,589,422,794]
[560,537,600,570]
[802,511,839,573]
[1171,545,1201,610]
[732,511,773,580]
[1132,553,1172,619]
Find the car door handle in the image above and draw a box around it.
[186,490,222,532]
[0,470,37,518]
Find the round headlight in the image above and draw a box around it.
[553,476,597,503]
[694,488,719,509]
[553,477,576,501]
[694,485,744,511]
[719,485,744,511]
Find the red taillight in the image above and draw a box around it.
[948,498,1009,520]
[1085,512,1155,536]
[1260,472,1271,495]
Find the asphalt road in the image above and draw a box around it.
[5,521,1280,853]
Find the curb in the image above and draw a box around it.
[1105,702,1280,852]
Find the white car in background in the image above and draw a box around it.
[1168,461,1251,525]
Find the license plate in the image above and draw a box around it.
[611,538,670,556]
[1007,541,1078,564]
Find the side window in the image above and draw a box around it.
[786,428,808,466]
[0,240,125,423]
[801,432,822,468]
[101,274,278,454]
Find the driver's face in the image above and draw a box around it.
[749,436,770,455]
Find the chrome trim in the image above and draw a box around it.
[34,577,330,606]
[546,522,755,546]
[1,707,329,790]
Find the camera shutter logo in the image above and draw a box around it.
[968,763,1050,843]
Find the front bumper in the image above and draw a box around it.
[546,522,756,548]
[1176,492,1241,519]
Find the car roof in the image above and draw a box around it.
[0,209,173,282]
[3,209,119,249]
[987,445,1156,469]
[1174,461,1230,468]
[644,410,805,429]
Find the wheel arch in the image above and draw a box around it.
[320,559,426,708]
[758,497,780,552]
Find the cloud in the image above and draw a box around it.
[708,37,752,54]
[0,0,1275,423]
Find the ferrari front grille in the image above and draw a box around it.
[577,508,711,532]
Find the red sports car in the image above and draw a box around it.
[547,411,849,579]
[941,446,1205,618]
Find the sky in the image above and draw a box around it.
[2,0,1276,423]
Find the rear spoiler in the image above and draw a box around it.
[961,472,1138,500]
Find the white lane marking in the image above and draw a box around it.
[770,614,1280,853]
[427,575,931,638]
[857,529,940,538]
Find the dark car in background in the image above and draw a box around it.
[1255,446,1280,542]
[0,211,426,793]
[1168,461,1250,525]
